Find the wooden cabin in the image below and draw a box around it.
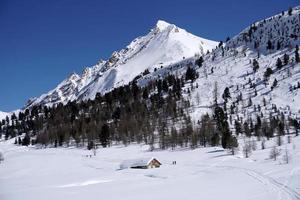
[120,157,161,169]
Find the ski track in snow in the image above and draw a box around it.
[191,150,300,200]
[215,165,300,200]
[245,168,298,200]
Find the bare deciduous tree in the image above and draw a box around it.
[282,146,290,164]
[243,140,252,158]
[270,146,280,161]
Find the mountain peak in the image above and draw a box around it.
[156,20,172,31]
[25,19,218,108]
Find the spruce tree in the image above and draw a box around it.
[267,40,272,50]
[185,66,197,82]
[222,87,231,102]
[195,56,204,67]
[264,68,273,79]
[252,59,259,72]
[100,124,110,147]
[295,45,300,63]
[276,58,282,69]
[22,134,30,146]
[243,122,251,137]
[234,120,242,135]
[288,7,293,15]
[214,106,231,149]
[271,79,278,90]
[283,54,289,65]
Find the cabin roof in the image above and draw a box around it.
[119,157,161,169]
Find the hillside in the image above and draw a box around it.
[123,7,300,128]
[190,6,300,123]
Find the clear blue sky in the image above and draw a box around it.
[0,0,298,112]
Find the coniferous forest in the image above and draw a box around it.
[1,63,299,153]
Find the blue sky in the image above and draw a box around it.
[0,0,298,112]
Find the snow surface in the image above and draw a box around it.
[0,111,8,121]
[0,136,300,200]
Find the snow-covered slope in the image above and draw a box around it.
[133,7,300,121]
[26,20,217,108]
[187,6,300,119]
[0,111,8,120]
[1,135,300,200]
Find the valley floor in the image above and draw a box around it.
[0,136,300,200]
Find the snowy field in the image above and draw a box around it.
[1,136,300,200]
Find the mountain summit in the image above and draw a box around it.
[26,20,218,108]
[156,20,173,30]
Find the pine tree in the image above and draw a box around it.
[214,106,231,149]
[213,81,219,106]
[87,140,94,150]
[252,59,259,72]
[283,54,289,65]
[295,45,300,63]
[243,122,251,137]
[195,56,204,67]
[276,41,281,50]
[162,79,169,93]
[276,58,283,69]
[271,79,278,90]
[142,88,149,99]
[234,120,242,135]
[288,7,293,15]
[185,66,197,82]
[22,134,31,146]
[100,124,110,147]
[248,98,252,107]
[266,40,273,50]
[222,87,231,102]
[264,68,273,79]
[18,137,22,145]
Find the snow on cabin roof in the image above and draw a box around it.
[119,157,159,169]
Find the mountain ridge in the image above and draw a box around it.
[25,20,218,109]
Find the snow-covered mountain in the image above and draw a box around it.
[160,6,300,121]
[124,6,300,121]
[24,6,300,122]
[25,20,218,108]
